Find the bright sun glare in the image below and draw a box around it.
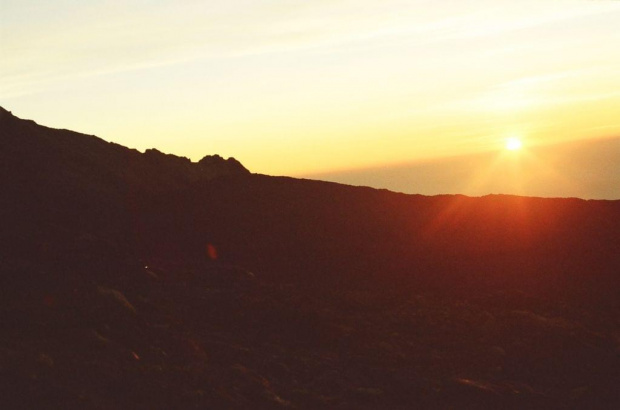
[505,137,523,151]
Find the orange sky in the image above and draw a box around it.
[1,1,619,197]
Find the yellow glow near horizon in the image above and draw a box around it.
[1,0,620,182]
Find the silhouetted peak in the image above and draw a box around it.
[198,154,250,176]
[144,148,191,166]
[0,107,251,189]
[144,148,164,156]
[0,106,16,122]
[0,107,43,129]
[198,154,224,164]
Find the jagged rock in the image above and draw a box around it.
[144,148,191,166]
[197,154,250,178]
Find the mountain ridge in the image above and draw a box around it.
[2,106,619,297]
[1,107,620,409]
[0,106,249,184]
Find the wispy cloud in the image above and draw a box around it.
[4,0,618,98]
[442,66,620,113]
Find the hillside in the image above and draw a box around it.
[1,107,619,409]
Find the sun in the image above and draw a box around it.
[505,137,523,151]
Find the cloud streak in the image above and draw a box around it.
[4,0,619,98]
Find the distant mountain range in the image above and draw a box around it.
[1,107,619,409]
[308,136,620,200]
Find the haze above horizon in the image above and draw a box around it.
[1,0,619,198]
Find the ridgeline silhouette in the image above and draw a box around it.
[1,107,619,409]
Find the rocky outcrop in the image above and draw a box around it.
[0,107,251,262]
[198,154,249,178]
[0,107,250,194]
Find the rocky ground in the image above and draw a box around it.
[2,258,619,409]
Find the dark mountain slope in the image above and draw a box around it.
[0,106,248,262]
[183,176,620,297]
[2,106,619,300]
[1,107,620,409]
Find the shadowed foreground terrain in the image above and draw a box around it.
[1,107,619,409]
